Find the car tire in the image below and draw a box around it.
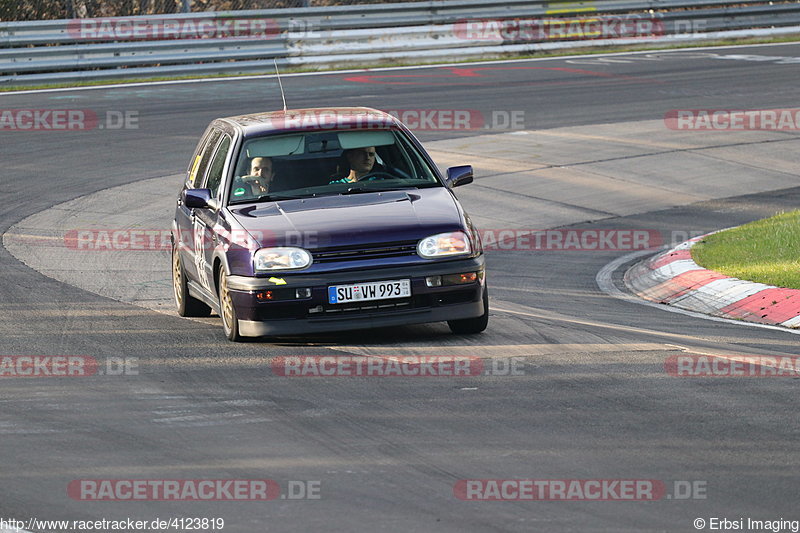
[448,286,489,334]
[172,241,211,318]
[218,269,243,342]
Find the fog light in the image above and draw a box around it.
[442,272,478,285]
[426,276,442,287]
[256,290,273,301]
[296,288,311,299]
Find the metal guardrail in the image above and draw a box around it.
[1,0,799,85]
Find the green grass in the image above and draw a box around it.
[691,211,800,289]
[2,33,799,92]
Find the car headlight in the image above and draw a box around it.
[417,231,471,259]
[254,247,312,271]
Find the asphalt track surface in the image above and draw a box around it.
[2,43,800,532]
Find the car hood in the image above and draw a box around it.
[228,188,465,249]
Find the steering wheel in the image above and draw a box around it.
[239,174,268,192]
[356,171,396,182]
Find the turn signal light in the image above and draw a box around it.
[442,272,478,285]
[256,291,274,301]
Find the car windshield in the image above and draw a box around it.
[228,129,441,204]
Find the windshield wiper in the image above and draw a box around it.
[252,192,317,202]
[341,186,416,195]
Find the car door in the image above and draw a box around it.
[176,128,222,282]
[193,133,233,295]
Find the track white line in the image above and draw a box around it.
[3,41,800,95]
[595,249,800,336]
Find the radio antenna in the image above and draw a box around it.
[274,59,287,112]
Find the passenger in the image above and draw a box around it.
[329,147,384,184]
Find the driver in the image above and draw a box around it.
[232,156,275,199]
[244,156,275,193]
[329,147,384,184]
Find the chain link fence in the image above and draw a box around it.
[0,0,433,21]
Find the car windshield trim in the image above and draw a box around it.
[229,183,441,204]
[228,128,444,205]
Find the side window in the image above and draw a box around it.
[190,129,222,187]
[186,128,211,184]
[205,135,232,199]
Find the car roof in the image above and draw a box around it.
[218,107,402,138]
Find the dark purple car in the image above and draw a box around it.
[171,107,488,341]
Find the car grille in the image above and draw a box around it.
[321,298,413,314]
[311,241,418,263]
[310,295,435,317]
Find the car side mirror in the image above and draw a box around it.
[183,188,213,208]
[446,165,474,188]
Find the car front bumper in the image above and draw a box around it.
[226,256,486,337]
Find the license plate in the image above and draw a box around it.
[328,279,411,304]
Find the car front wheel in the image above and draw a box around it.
[448,286,489,334]
[172,242,211,317]
[218,269,243,342]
